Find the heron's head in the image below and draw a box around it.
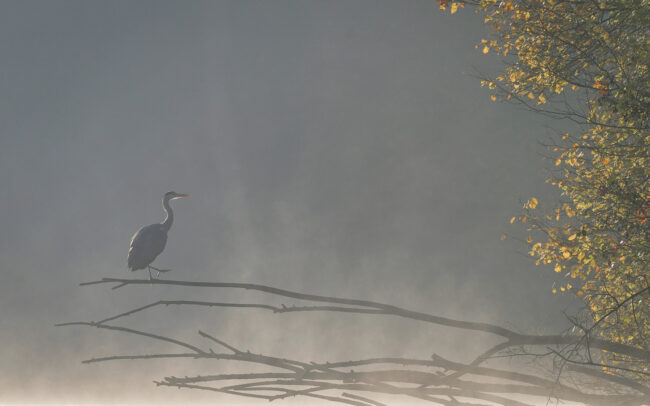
[165,191,191,201]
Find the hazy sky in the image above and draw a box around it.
[0,1,580,405]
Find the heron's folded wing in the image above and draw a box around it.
[127,224,167,270]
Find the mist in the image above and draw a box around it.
[0,1,581,404]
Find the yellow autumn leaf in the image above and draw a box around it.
[510,216,516,224]
[555,158,562,166]
[451,2,459,14]
[490,94,497,101]
[483,46,489,54]
[568,234,577,240]
[563,251,571,258]
[501,234,507,240]
[554,264,562,272]
[528,197,538,209]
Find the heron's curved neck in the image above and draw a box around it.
[162,197,174,231]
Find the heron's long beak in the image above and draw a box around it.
[171,193,190,200]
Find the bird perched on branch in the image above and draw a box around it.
[128,191,190,279]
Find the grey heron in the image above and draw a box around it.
[127,191,190,279]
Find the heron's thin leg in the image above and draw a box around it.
[147,267,154,280]
[150,265,172,277]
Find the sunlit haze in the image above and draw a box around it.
[0,1,585,405]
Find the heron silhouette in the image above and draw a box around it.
[127,191,190,279]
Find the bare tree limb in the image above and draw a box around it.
[63,277,650,406]
[79,277,650,362]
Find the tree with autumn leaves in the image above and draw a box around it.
[438,0,649,382]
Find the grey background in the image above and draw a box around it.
[0,1,578,404]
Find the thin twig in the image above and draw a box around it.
[198,330,241,354]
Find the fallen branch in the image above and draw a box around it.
[80,277,650,363]
[61,277,650,406]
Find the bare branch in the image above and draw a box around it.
[342,392,389,406]
[198,330,241,354]
[64,277,650,405]
[57,321,205,354]
[79,277,650,362]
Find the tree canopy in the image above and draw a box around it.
[440,0,649,380]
